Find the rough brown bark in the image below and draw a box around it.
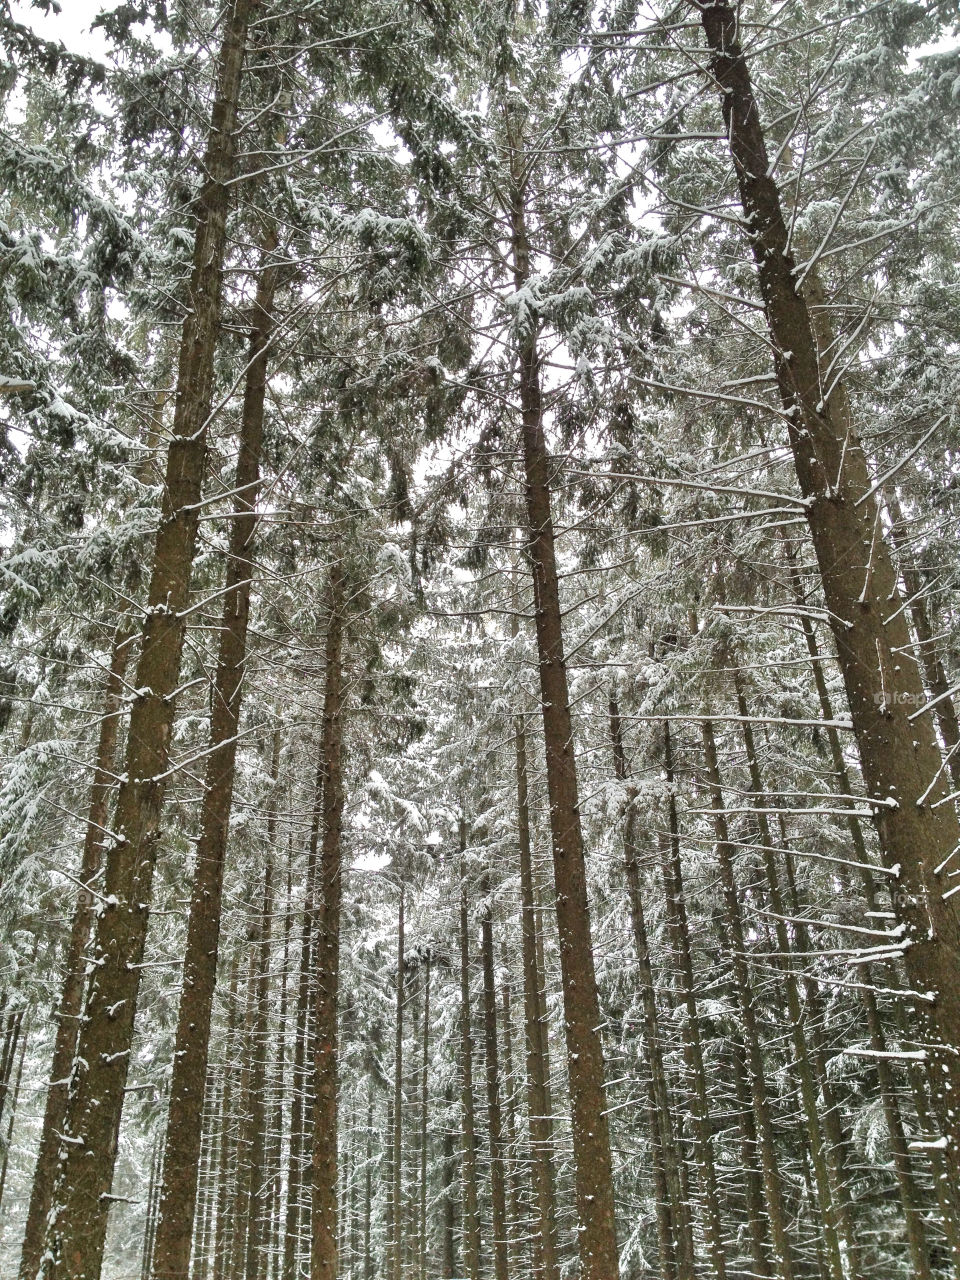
[19,626,133,1280]
[311,565,348,1280]
[42,7,253,1275]
[783,580,952,1271]
[151,224,278,1280]
[508,151,619,1280]
[695,0,960,1187]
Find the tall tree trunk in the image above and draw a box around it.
[440,1078,458,1280]
[364,1087,375,1280]
[418,956,431,1280]
[511,582,560,1280]
[499,973,525,1279]
[787,559,960,1265]
[392,885,406,1280]
[311,565,348,1280]
[19,626,133,1280]
[659,722,728,1280]
[609,692,691,1280]
[695,1,960,1184]
[265,848,294,1279]
[284,764,323,1280]
[507,134,619,1280]
[480,871,509,1280]
[152,223,279,1280]
[458,829,481,1280]
[214,956,243,1280]
[43,6,253,1275]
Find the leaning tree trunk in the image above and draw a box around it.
[694,0,960,1187]
[311,565,348,1280]
[151,223,279,1280]
[507,115,620,1280]
[42,6,253,1276]
[19,624,133,1280]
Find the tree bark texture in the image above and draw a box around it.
[43,5,253,1275]
[695,0,960,1188]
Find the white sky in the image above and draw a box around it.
[10,0,111,60]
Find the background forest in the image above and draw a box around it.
[2,0,960,1278]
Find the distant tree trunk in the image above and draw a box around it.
[284,764,323,1280]
[730,665,866,1280]
[787,563,959,1265]
[440,1079,458,1280]
[240,849,275,1280]
[419,955,431,1280]
[480,871,509,1280]
[884,490,960,790]
[141,1139,163,1280]
[214,956,243,1280]
[311,565,348,1280]
[698,713,796,1280]
[42,6,253,1275]
[513,713,560,1280]
[19,625,132,1280]
[265,849,293,1276]
[609,691,691,1280]
[509,149,619,1274]
[695,0,960,1187]
[190,1069,219,1280]
[392,884,406,1280]
[458,827,482,1280]
[364,1087,375,1280]
[660,722,728,1280]
[0,1016,27,1212]
[498,973,524,1278]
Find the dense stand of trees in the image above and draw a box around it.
[2,0,960,1278]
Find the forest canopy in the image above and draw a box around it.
[1,1,960,1279]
